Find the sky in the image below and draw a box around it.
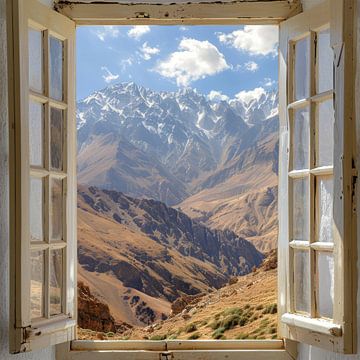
[76,25,279,101]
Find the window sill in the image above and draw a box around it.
[57,340,294,360]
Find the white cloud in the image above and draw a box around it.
[155,38,229,87]
[218,25,278,56]
[101,66,119,83]
[127,26,151,40]
[235,87,266,104]
[208,90,229,102]
[120,57,134,71]
[94,26,120,42]
[263,77,277,87]
[179,26,189,31]
[140,42,160,60]
[244,61,259,72]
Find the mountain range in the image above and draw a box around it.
[76,82,279,329]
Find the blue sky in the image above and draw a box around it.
[76,25,278,101]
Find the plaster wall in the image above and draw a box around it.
[0,1,55,359]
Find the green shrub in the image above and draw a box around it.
[208,320,221,330]
[150,334,167,340]
[212,327,226,339]
[236,333,249,340]
[105,332,114,337]
[263,303,277,315]
[221,314,240,330]
[188,332,200,340]
[222,307,242,317]
[185,323,197,333]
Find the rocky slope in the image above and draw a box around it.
[78,250,278,340]
[78,185,263,326]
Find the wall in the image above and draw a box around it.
[297,0,360,359]
[0,1,56,359]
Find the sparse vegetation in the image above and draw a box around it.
[150,334,167,340]
[263,303,277,315]
[185,323,197,333]
[188,332,200,340]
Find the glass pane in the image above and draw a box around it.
[292,107,310,170]
[317,100,334,167]
[317,252,334,318]
[295,37,310,101]
[292,177,309,241]
[50,107,63,171]
[31,250,45,319]
[51,178,63,241]
[29,101,44,167]
[50,249,63,316]
[317,176,333,243]
[294,250,310,313]
[317,29,333,93]
[49,36,63,101]
[28,28,43,93]
[30,177,43,242]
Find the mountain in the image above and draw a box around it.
[77,83,278,200]
[78,185,264,326]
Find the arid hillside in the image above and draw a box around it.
[78,250,277,340]
[78,185,263,326]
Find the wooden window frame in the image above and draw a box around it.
[278,0,357,354]
[6,0,356,357]
[7,0,77,353]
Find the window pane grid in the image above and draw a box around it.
[28,26,67,321]
[288,28,334,321]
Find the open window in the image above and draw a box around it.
[7,0,356,357]
[8,0,76,353]
[278,0,356,353]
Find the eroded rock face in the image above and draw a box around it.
[78,281,116,332]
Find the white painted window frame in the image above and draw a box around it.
[7,0,356,358]
[7,0,77,353]
[278,0,357,354]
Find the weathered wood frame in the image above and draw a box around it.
[6,0,356,357]
[7,0,77,353]
[55,0,302,25]
[278,0,357,353]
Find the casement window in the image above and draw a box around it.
[7,0,356,357]
[278,0,356,354]
[8,0,76,353]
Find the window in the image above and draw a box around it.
[8,0,76,353]
[7,0,356,357]
[278,0,356,354]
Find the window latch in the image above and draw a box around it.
[160,352,173,360]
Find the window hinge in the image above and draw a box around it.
[160,352,173,360]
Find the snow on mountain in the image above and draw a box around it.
[77,82,278,204]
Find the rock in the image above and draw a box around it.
[77,281,116,333]
[228,277,238,285]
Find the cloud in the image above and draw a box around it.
[263,77,277,87]
[101,66,119,83]
[179,26,189,31]
[140,42,160,60]
[155,38,229,86]
[208,90,229,102]
[120,57,134,71]
[127,26,151,40]
[94,26,120,41]
[218,25,278,56]
[244,61,259,72]
[235,87,266,104]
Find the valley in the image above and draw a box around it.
[76,82,279,338]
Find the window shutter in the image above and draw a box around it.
[8,0,77,353]
[277,0,356,353]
